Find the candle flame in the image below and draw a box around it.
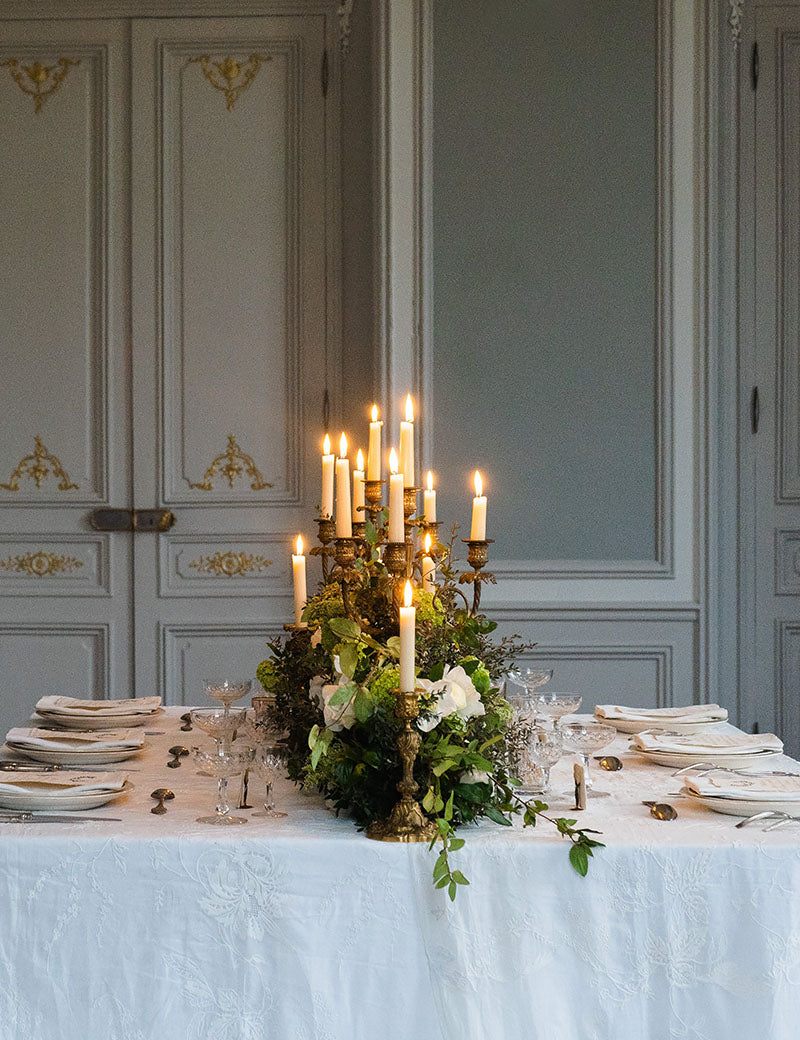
[389,447,399,475]
[427,470,434,492]
[424,532,432,554]
[339,432,348,458]
[323,433,331,455]
[405,394,414,423]
[371,404,379,423]
[356,448,365,471]
[295,534,304,555]
[474,470,483,497]
[403,580,413,608]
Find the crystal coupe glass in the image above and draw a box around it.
[190,707,246,750]
[560,722,616,790]
[194,744,255,825]
[203,678,252,714]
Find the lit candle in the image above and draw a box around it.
[470,470,487,540]
[388,447,405,542]
[291,535,308,627]
[335,433,352,537]
[367,404,383,481]
[399,394,415,487]
[399,579,416,692]
[422,531,435,593]
[321,434,334,518]
[423,470,437,523]
[353,448,365,519]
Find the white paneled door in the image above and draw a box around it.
[0,12,336,729]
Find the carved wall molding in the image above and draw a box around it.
[188,551,272,578]
[338,0,354,53]
[0,56,80,113]
[188,435,272,492]
[186,53,271,110]
[0,436,79,492]
[0,551,83,577]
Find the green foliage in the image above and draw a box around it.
[257,514,603,897]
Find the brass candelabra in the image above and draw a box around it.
[366,688,437,843]
[459,538,495,616]
[310,517,336,583]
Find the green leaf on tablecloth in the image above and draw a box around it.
[569,844,589,877]
[451,871,469,886]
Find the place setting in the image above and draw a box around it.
[594,702,729,735]
[32,694,163,730]
[629,728,784,770]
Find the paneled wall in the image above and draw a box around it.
[375,0,712,711]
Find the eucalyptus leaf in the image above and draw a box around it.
[328,617,362,641]
[485,806,512,827]
[338,642,359,679]
[353,686,373,723]
[328,681,357,707]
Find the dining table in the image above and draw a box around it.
[0,706,799,1040]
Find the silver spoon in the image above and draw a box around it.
[642,800,678,820]
[594,755,623,771]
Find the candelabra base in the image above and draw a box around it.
[366,800,438,843]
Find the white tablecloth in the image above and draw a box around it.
[1,708,799,1040]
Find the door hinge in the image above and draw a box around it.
[750,386,760,434]
[321,47,329,98]
[752,40,759,90]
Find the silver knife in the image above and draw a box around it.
[0,812,122,823]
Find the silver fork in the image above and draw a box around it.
[734,810,800,830]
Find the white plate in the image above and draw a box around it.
[34,708,162,731]
[598,715,726,735]
[4,743,142,766]
[682,787,800,817]
[634,748,783,769]
[0,779,133,811]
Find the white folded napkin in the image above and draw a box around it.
[633,730,783,755]
[6,727,143,752]
[0,771,128,796]
[684,772,800,801]
[596,703,728,723]
[35,696,161,717]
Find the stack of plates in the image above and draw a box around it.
[682,771,800,817]
[0,771,132,811]
[5,727,144,765]
[34,696,162,731]
[595,703,728,735]
[631,729,783,769]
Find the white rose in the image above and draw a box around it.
[416,665,486,732]
[460,768,491,785]
[308,676,326,708]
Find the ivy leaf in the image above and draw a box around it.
[328,617,361,641]
[448,837,465,852]
[484,806,512,827]
[422,788,435,813]
[433,760,457,777]
[364,518,379,545]
[308,724,320,750]
[459,657,479,676]
[428,661,445,682]
[385,636,401,658]
[569,844,589,877]
[432,853,449,882]
[444,791,454,822]
[451,870,469,886]
[448,881,457,901]
[338,642,359,679]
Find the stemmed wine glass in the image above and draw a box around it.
[527,691,583,730]
[250,744,288,818]
[560,721,616,791]
[203,678,252,716]
[518,727,563,796]
[193,744,255,825]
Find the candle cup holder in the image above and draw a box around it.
[310,516,337,584]
[333,537,360,618]
[459,538,496,616]
[364,479,385,525]
[367,688,437,843]
[419,520,442,544]
[352,520,367,551]
[383,540,408,579]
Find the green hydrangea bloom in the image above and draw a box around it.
[414,588,444,627]
[304,585,346,628]
[369,666,400,704]
[256,659,279,691]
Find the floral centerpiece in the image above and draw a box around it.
[257,520,603,899]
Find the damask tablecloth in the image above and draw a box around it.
[1,708,799,1040]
